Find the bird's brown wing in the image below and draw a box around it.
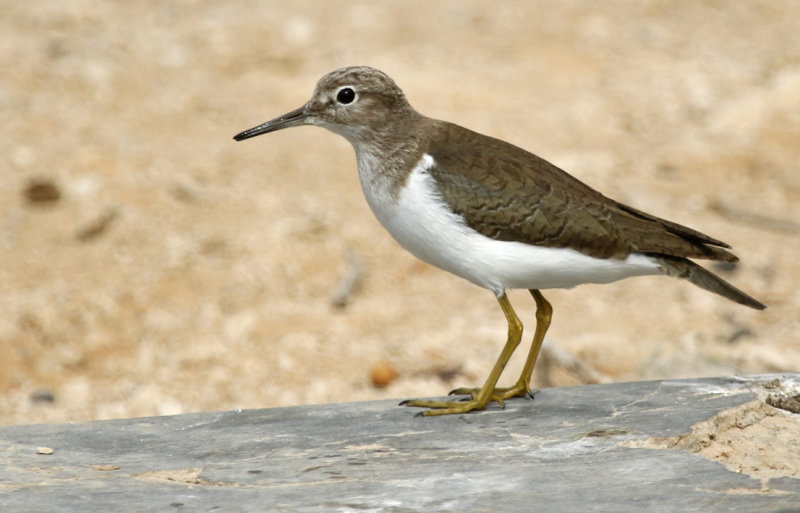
[424,121,737,262]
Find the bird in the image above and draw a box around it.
[234,66,765,416]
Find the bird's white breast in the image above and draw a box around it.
[358,153,661,296]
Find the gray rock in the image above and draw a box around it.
[1,375,798,512]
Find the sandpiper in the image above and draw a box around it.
[234,66,765,416]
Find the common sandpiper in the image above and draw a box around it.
[234,66,765,416]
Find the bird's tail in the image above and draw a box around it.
[656,256,766,310]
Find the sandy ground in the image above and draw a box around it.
[1,0,799,448]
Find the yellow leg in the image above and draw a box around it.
[449,289,552,403]
[400,292,523,416]
[508,290,552,395]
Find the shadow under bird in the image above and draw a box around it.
[234,66,765,416]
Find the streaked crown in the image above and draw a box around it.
[305,66,419,143]
[234,66,423,155]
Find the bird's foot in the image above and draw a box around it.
[448,381,535,404]
[399,382,535,416]
[398,397,490,416]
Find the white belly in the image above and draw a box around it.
[359,153,662,296]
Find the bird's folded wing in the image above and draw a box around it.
[424,122,737,262]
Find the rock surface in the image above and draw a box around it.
[2,375,799,512]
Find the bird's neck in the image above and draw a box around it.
[352,113,431,204]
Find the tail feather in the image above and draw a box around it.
[656,256,766,310]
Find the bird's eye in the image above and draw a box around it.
[336,87,356,104]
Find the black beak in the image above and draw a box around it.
[233,106,307,141]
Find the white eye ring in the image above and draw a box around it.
[336,86,357,105]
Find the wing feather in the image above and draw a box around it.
[422,121,737,262]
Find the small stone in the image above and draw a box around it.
[766,393,800,414]
[30,388,56,404]
[24,179,61,204]
[370,361,398,389]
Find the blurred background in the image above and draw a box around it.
[1,0,798,425]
